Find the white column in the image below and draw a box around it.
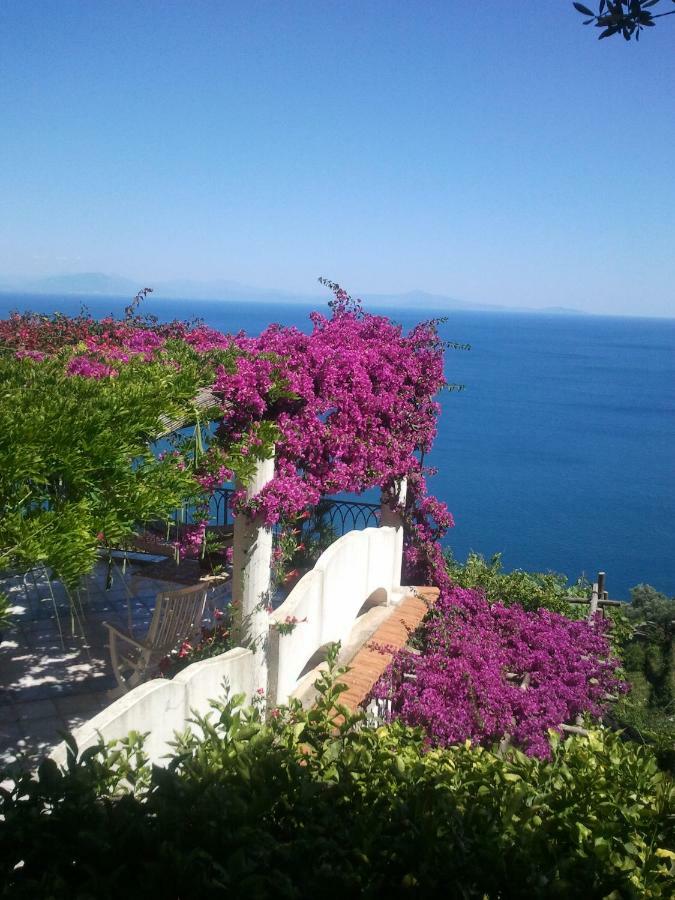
[380,477,407,590]
[231,451,275,693]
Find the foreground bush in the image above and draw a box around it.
[1,660,672,899]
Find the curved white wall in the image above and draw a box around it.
[269,526,399,704]
[50,646,256,768]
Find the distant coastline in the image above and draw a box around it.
[0,270,593,317]
[3,273,669,318]
[3,288,673,322]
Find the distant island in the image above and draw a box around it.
[0,271,587,316]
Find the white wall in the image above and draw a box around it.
[50,524,403,768]
[268,525,399,705]
[50,646,256,768]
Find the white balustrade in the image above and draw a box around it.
[50,647,256,769]
[50,485,406,768]
[268,525,399,705]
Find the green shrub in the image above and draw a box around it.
[610,584,675,772]
[446,550,587,615]
[1,653,673,898]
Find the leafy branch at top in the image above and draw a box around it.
[574,0,675,40]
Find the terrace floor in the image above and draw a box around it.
[0,555,230,772]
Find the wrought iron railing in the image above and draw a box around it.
[196,489,379,536]
[312,497,380,533]
[135,489,380,556]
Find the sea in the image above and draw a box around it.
[2,291,674,600]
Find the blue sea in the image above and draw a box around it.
[2,291,674,600]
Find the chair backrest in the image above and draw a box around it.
[146,583,209,653]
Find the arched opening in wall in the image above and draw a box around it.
[296,642,334,681]
[356,587,388,617]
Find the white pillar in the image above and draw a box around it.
[231,452,275,693]
[380,477,407,590]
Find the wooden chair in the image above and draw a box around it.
[104,583,210,693]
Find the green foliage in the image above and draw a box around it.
[1,652,673,898]
[574,0,675,41]
[446,550,586,616]
[628,584,675,634]
[611,584,675,772]
[0,591,11,630]
[0,337,278,587]
[612,696,675,775]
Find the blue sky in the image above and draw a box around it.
[0,0,673,316]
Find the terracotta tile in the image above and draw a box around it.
[334,586,437,711]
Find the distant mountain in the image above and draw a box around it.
[360,290,502,312]
[0,272,587,316]
[541,306,589,316]
[1,272,140,296]
[0,273,324,305]
[153,278,320,304]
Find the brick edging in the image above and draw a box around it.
[338,586,439,711]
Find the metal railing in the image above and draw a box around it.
[135,489,380,555]
[200,489,379,536]
[309,497,380,534]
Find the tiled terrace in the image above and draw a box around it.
[0,555,230,771]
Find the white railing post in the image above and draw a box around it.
[380,477,407,590]
[231,451,275,693]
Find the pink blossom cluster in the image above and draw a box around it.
[196,465,233,493]
[210,285,448,528]
[1,311,235,378]
[66,355,118,379]
[14,349,47,361]
[176,521,207,559]
[232,475,321,528]
[213,355,278,428]
[81,323,167,362]
[180,324,233,353]
[370,585,628,758]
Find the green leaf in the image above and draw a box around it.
[573,2,596,15]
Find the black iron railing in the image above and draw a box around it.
[200,489,379,537]
[311,497,380,534]
[136,489,379,555]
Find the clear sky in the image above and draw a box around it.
[0,1,673,316]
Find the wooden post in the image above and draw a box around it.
[597,571,606,598]
[231,452,275,694]
[588,570,604,621]
[380,477,407,591]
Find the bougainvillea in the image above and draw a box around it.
[370,584,628,758]
[208,282,453,532]
[0,283,455,583]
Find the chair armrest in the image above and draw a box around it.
[102,621,151,651]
